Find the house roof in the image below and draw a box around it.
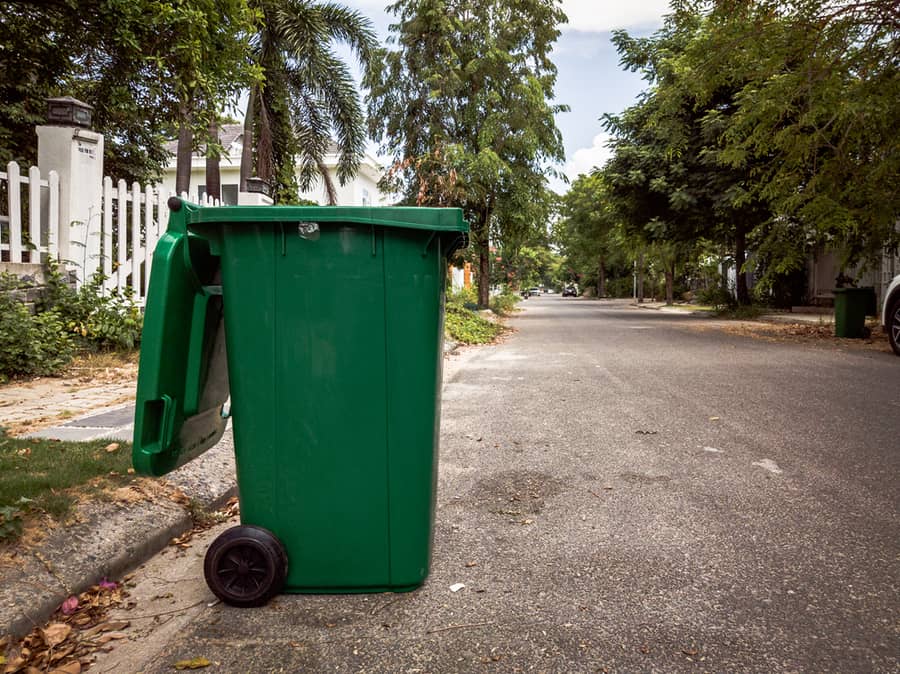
[163,123,245,157]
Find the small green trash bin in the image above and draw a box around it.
[833,286,876,338]
[133,199,468,606]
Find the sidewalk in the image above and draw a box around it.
[0,368,237,639]
[1,338,463,639]
[633,300,835,324]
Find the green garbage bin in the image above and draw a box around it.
[834,286,876,338]
[133,198,468,606]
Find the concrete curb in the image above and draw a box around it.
[3,337,460,639]
[0,433,237,640]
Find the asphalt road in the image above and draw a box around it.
[96,297,899,673]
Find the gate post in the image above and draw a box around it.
[36,97,104,286]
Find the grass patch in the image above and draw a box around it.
[0,428,133,541]
[672,303,716,313]
[445,306,505,344]
[714,304,767,320]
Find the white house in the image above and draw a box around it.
[160,124,390,207]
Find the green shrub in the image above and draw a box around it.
[697,285,736,310]
[490,291,520,316]
[43,262,143,351]
[445,306,504,344]
[448,286,479,311]
[0,261,142,381]
[0,282,75,382]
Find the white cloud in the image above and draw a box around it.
[561,0,671,32]
[565,133,613,181]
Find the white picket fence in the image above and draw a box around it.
[0,162,59,264]
[1,161,219,304]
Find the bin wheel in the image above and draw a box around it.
[204,525,288,607]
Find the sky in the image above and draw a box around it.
[338,0,672,194]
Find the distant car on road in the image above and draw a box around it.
[562,286,577,297]
[882,273,900,356]
[528,287,541,296]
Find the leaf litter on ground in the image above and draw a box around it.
[1,581,132,673]
[2,497,241,673]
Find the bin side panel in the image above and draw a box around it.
[221,222,391,590]
[218,225,280,530]
[275,223,390,589]
[383,228,446,588]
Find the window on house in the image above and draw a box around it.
[198,184,239,205]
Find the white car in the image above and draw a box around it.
[883,273,900,356]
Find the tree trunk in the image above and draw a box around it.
[597,256,606,298]
[472,205,492,309]
[735,222,750,305]
[205,118,221,203]
[240,90,256,192]
[175,103,193,196]
[665,260,675,305]
[478,245,490,308]
[637,252,645,303]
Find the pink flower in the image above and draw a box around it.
[99,578,117,591]
[60,596,78,615]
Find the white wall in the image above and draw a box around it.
[160,148,390,207]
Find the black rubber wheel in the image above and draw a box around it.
[204,525,288,607]
[888,297,900,357]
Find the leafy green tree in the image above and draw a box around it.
[602,13,774,305]
[237,0,376,204]
[366,0,567,307]
[557,173,622,298]
[169,0,259,194]
[0,0,256,186]
[674,0,900,273]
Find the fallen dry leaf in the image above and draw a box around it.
[169,489,191,505]
[104,443,120,453]
[92,632,127,645]
[41,623,71,648]
[465,561,477,568]
[174,657,212,670]
[50,662,81,674]
[100,620,130,632]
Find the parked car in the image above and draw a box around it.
[882,273,900,356]
[562,286,577,297]
[529,287,541,296]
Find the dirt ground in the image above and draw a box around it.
[0,351,138,436]
[686,317,894,354]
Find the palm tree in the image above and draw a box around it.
[238,0,376,204]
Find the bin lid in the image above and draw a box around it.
[185,205,468,233]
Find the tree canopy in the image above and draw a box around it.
[366,0,567,306]
[584,0,900,304]
[0,0,257,184]
[239,0,376,204]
